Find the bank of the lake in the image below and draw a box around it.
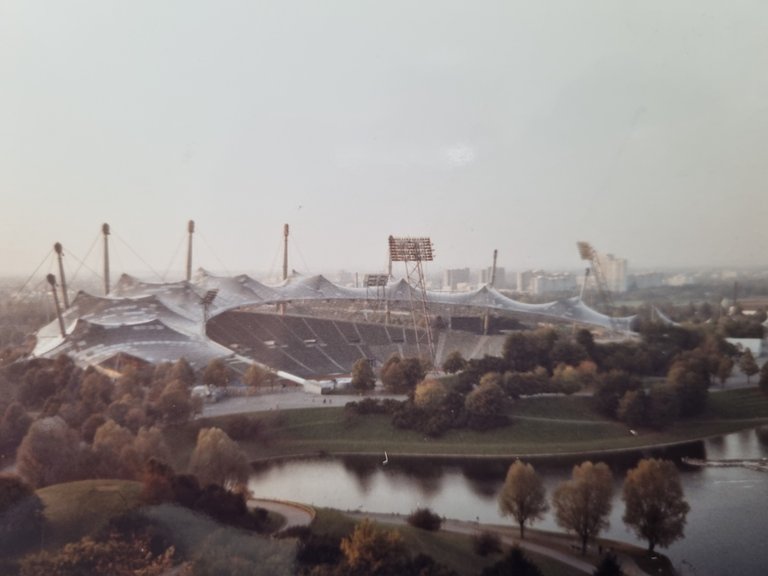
[180,388,768,465]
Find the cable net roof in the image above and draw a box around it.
[33,269,635,368]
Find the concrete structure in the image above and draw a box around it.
[598,253,628,293]
[443,268,470,290]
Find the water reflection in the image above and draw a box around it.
[248,431,768,576]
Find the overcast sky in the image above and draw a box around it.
[2,1,767,282]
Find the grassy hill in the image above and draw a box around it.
[37,479,143,549]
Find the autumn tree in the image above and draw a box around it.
[170,357,196,387]
[622,458,689,553]
[380,355,425,393]
[464,376,508,430]
[552,461,614,555]
[202,358,231,388]
[0,402,32,457]
[498,460,548,539]
[339,519,409,575]
[20,533,175,576]
[739,349,759,385]
[413,379,449,412]
[243,364,276,390]
[350,358,376,391]
[442,350,467,374]
[189,427,250,490]
[157,379,193,424]
[0,474,45,554]
[716,356,734,388]
[17,416,81,488]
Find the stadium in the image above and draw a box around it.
[30,225,637,389]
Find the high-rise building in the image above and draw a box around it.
[597,253,628,293]
[443,268,470,290]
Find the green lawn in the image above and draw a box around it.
[37,479,143,548]
[191,387,768,462]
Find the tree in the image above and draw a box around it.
[157,379,193,424]
[202,358,231,388]
[339,518,409,575]
[0,474,45,554]
[498,460,548,539]
[17,416,81,488]
[380,355,425,393]
[464,378,508,430]
[413,379,448,412]
[350,358,376,391]
[190,427,250,490]
[716,356,734,388]
[243,364,276,390]
[480,547,543,576]
[739,349,759,385]
[593,552,624,576]
[622,458,689,553]
[0,402,32,457]
[617,390,647,428]
[170,357,196,387]
[552,461,613,555]
[20,533,175,576]
[442,351,467,374]
[760,360,768,394]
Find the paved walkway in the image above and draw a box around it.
[248,498,315,529]
[344,511,651,576]
[202,390,405,418]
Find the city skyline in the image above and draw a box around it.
[2,1,768,276]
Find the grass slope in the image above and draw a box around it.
[37,479,142,548]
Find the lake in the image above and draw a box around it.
[248,428,768,576]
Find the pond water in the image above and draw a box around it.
[248,428,768,576]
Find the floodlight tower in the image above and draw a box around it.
[186,220,195,282]
[576,241,614,312]
[278,224,289,315]
[483,248,498,335]
[388,235,435,361]
[53,242,70,309]
[46,274,66,337]
[102,223,111,295]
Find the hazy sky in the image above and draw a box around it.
[2,1,767,281]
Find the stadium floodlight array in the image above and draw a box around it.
[364,274,389,287]
[388,236,434,262]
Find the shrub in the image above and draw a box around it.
[407,507,442,531]
[473,530,502,556]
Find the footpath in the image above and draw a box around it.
[344,510,652,576]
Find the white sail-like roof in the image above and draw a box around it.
[33,269,635,367]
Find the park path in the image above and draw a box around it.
[344,511,650,576]
[248,498,315,528]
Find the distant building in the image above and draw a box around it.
[628,272,665,290]
[531,273,577,295]
[597,253,628,293]
[443,268,470,290]
[517,270,535,293]
[517,270,577,295]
